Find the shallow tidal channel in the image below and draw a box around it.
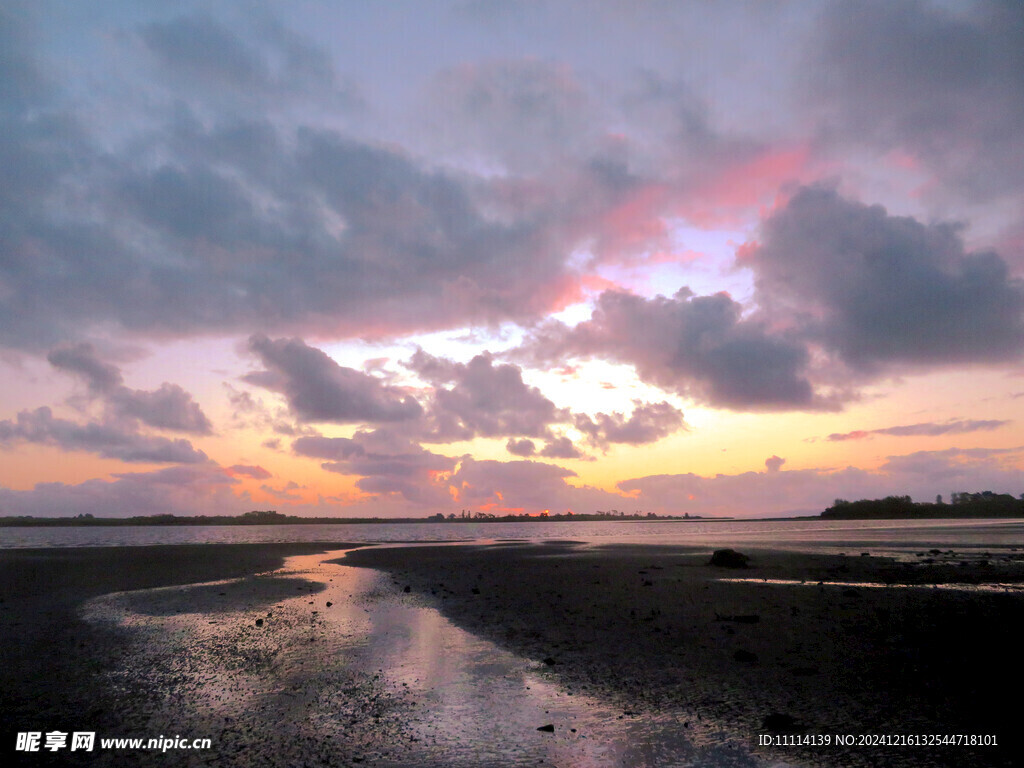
[82,549,792,767]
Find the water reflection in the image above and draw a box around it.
[85,550,791,768]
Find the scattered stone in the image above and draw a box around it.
[537,724,555,733]
[542,657,557,666]
[403,586,411,593]
[326,601,333,607]
[734,649,758,663]
[708,549,749,568]
[255,618,264,627]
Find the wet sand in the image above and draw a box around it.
[0,543,361,764]
[3,541,1023,767]
[343,541,1024,768]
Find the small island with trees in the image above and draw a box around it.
[821,491,1024,519]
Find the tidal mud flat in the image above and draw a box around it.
[343,541,1024,768]
[2,541,1023,767]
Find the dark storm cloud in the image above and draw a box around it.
[0,407,209,464]
[827,419,1010,442]
[574,401,685,449]
[48,343,213,434]
[520,288,820,410]
[750,186,1024,370]
[247,335,423,424]
[808,0,1024,199]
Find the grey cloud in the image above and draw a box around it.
[751,186,1024,370]
[0,464,241,518]
[506,438,536,457]
[0,116,586,349]
[427,58,594,171]
[142,14,268,92]
[619,446,1024,518]
[538,437,584,460]
[140,13,360,110]
[808,0,1024,199]
[229,464,272,479]
[408,351,564,440]
[47,343,123,392]
[828,419,1010,441]
[294,430,455,505]
[448,457,625,513]
[574,401,685,449]
[110,384,213,435]
[48,343,212,434]
[293,435,365,461]
[765,455,785,473]
[450,457,575,507]
[878,446,1023,483]
[260,482,303,501]
[119,165,256,244]
[247,335,422,424]
[1,12,703,353]
[0,407,209,464]
[521,288,819,410]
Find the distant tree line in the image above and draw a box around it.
[0,509,699,527]
[822,491,1024,520]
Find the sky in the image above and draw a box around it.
[1,0,1023,519]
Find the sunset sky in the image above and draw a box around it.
[2,0,1023,519]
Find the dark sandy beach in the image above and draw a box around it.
[343,541,1024,768]
[2,540,1023,767]
[0,543,362,765]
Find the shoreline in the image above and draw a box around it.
[3,541,1023,767]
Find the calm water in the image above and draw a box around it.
[3,517,1023,557]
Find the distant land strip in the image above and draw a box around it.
[0,509,709,527]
